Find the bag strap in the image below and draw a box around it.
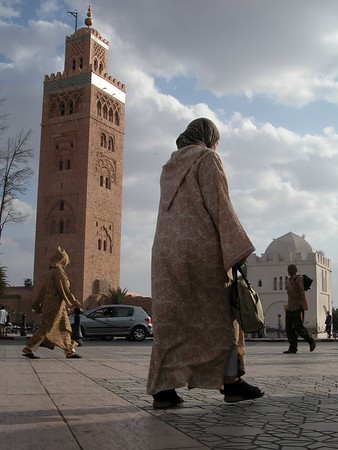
[233,264,252,289]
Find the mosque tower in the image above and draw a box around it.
[33,6,126,304]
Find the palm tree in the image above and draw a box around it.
[106,287,128,304]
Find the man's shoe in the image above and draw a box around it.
[309,338,316,352]
[283,349,297,354]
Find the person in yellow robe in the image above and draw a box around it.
[22,247,81,359]
[147,118,264,408]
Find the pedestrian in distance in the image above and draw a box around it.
[0,304,9,336]
[277,313,283,338]
[283,264,316,354]
[71,307,84,346]
[325,311,332,338]
[147,117,264,409]
[22,247,82,359]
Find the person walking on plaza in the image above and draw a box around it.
[22,247,82,359]
[0,304,9,336]
[147,117,264,409]
[283,264,316,354]
[325,311,332,338]
[277,314,283,338]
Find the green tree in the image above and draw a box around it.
[0,265,7,295]
[106,287,128,304]
[0,99,34,241]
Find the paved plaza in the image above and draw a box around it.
[1,337,338,450]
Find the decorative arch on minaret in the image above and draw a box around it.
[96,93,121,127]
[49,90,82,119]
[46,199,76,235]
[96,155,117,186]
[96,222,113,254]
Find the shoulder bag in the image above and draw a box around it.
[229,264,265,333]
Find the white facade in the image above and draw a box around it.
[246,232,332,337]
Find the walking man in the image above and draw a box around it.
[325,311,332,338]
[283,264,316,354]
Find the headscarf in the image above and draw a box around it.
[176,117,220,150]
[49,246,70,269]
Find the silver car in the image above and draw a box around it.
[69,304,153,342]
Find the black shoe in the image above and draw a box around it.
[23,352,40,359]
[221,379,264,403]
[283,349,297,354]
[309,338,316,352]
[153,389,184,409]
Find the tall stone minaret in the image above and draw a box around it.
[33,6,126,304]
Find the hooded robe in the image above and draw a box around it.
[147,144,255,394]
[27,247,78,352]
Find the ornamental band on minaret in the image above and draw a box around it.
[33,6,126,306]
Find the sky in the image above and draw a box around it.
[1,0,338,302]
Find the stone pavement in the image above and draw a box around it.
[1,338,338,450]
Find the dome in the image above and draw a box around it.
[264,231,313,259]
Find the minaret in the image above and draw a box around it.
[33,6,126,304]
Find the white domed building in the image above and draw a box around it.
[246,231,332,337]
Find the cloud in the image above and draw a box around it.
[1,1,338,301]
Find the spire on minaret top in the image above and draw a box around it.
[84,5,93,27]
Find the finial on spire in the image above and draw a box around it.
[84,5,93,27]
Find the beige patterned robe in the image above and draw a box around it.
[147,145,255,395]
[27,252,77,353]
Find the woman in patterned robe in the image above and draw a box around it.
[147,118,264,408]
[22,247,81,359]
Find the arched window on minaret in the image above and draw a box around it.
[100,133,106,148]
[97,101,102,116]
[59,160,63,171]
[100,175,104,186]
[59,102,65,116]
[98,239,102,250]
[79,57,83,69]
[114,111,120,126]
[59,220,64,234]
[108,137,114,151]
[67,159,71,169]
[94,58,98,71]
[258,279,262,287]
[99,62,103,74]
[103,240,107,251]
[68,101,73,114]
[72,59,76,70]
[105,177,111,189]
[60,200,64,211]
[108,108,113,122]
[273,277,277,290]
[103,104,108,119]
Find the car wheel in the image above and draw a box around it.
[102,336,114,341]
[131,326,147,342]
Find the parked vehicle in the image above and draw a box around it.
[69,305,152,342]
